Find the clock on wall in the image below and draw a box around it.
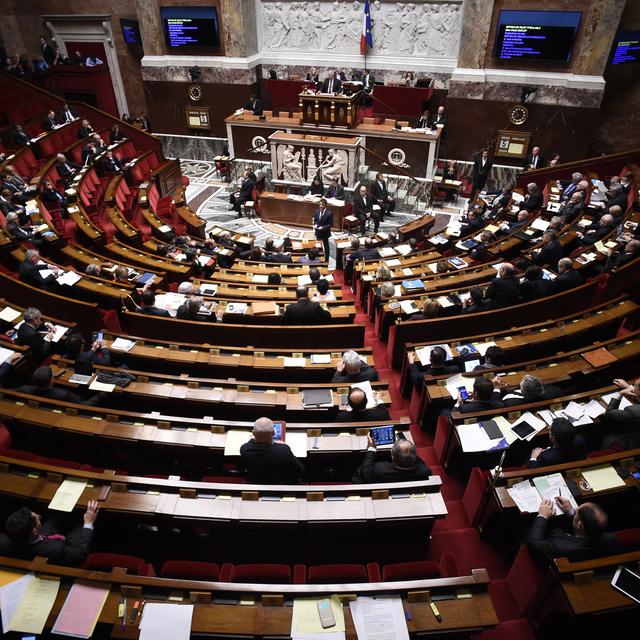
[188,84,203,102]
[508,104,529,126]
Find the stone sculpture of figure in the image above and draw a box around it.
[282,145,303,181]
[288,2,308,49]
[398,3,417,54]
[264,2,289,50]
[442,3,460,56]
[384,4,404,53]
[307,1,324,49]
[319,148,346,183]
[347,1,362,45]
[424,4,445,56]
[322,1,347,50]
[371,0,386,52]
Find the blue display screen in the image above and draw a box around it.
[370,425,395,446]
[494,10,582,62]
[161,6,220,49]
[610,32,640,65]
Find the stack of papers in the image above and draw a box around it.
[57,271,83,286]
[45,325,68,343]
[49,478,88,512]
[111,338,136,352]
[139,603,194,640]
[508,473,578,515]
[226,302,248,314]
[284,357,307,367]
[0,306,21,322]
[310,354,332,364]
[52,580,110,638]
[509,412,546,441]
[224,430,253,455]
[0,347,15,365]
[399,300,420,315]
[581,465,626,491]
[349,596,409,640]
[457,422,508,453]
[3,574,60,634]
[291,597,345,640]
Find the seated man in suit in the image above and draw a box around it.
[0,188,26,221]
[558,191,584,223]
[473,345,505,372]
[527,496,618,563]
[597,183,628,215]
[18,249,60,290]
[102,150,122,175]
[556,171,583,201]
[576,214,615,245]
[523,145,544,171]
[528,417,588,468]
[41,179,69,215]
[240,417,305,484]
[268,243,293,264]
[332,350,379,384]
[496,373,563,407]
[58,103,78,123]
[370,172,395,218]
[486,262,520,308]
[176,295,205,321]
[283,287,331,325]
[12,124,30,147]
[519,182,543,212]
[336,387,390,422]
[462,286,491,314]
[15,306,55,361]
[519,265,553,301]
[599,377,640,450]
[459,208,485,237]
[42,109,58,131]
[140,289,170,317]
[407,345,460,389]
[244,94,263,116]
[229,169,255,218]
[532,232,564,267]
[4,500,99,566]
[606,204,625,227]
[55,153,81,184]
[325,176,344,200]
[553,257,583,293]
[352,437,431,483]
[4,211,44,247]
[321,68,342,94]
[77,119,94,139]
[15,366,101,405]
[353,184,379,235]
[453,376,504,413]
[82,141,98,165]
[428,105,448,128]
[605,238,640,271]
[498,210,528,236]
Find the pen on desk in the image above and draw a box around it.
[130,600,140,623]
[404,608,412,621]
[120,597,126,628]
[429,600,442,622]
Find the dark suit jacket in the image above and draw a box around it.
[335,405,391,422]
[103,158,122,173]
[486,276,520,308]
[520,278,553,301]
[523,153,544,170]
[521,190,543,212]
[458,398,505,413]
[460,216,484,237]
[580,225,613,245]
[16,322,50,360]
[362,73,375,92]
[472,158,493,187]
[527,436,588,468]
[325,184,345,199]
[558,200,583,221]
[552,269,583,293]
[41,188,66,207]
[321,77,342,93]
[283,299,331,325]
[18,260,56,289]
[238,178,254,201]
[370,180,392,204]
[245,98,263,115]
[331,364,379,384]
[429,112,448,127]
[352,450,431,483]
[0,198,21,216]
[501,384,564,408]
[13,130,30,147]
[601,398,640,450]
[42,43,55,66]
[18,522,93,566]
[59,106,78,122]
[78,125,94,139]
[176,304,202,321]
[6,221,34,241]
[239,440,305,484]
[408,363,460,388]
[534,240,564,268]
[527,514,619,563]
[56,160,80,180]
[140,305,170,318]
[417,116,431,129]
[269,253,293,264]
[353,193,373,218]
[43,115,58,130]
[604,191,628,213]
[15,383,100,406]
[313,207,333,239]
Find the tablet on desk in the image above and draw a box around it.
[611,566,640,604]
[272,421,286,441]
[370,425,396,446]
[511,421,536,440]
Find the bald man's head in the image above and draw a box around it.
[348,388,367,411]
[573,502,608,538]
[252,417,275,443]
[391,439,418,470]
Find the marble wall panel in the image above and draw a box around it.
[157,134,227,161]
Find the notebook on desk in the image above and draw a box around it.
[581,347,617,368]
[302,388,333,407]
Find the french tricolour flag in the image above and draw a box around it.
[360,0,373,55]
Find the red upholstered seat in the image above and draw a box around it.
[161,560,220,581]
[614,528,640,552]
[307,564,369,584]
[228,563,292,584]
[201,475,246,484]
[474,619,536,640]
[462,467,486,526]
[382,555,459,582]
[0,423,11,449]
[83,553,146,574]
[433,415,452,465]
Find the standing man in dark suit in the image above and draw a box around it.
[359,68,375,107]
[240,417,305,484]
[370,172,395,218]
[523,145,544,171]
[244,94,263,116]
[527,496,618,562]
[321,68,342,94]
[353,184,379,235]
[4,500,99,566]
[471,149,493,199]
[325,176,344,200]
[283,287,331,325]
[352,438,431,483]
[43,109,58,131]
[313,197,333,259]
[40,36,55,67]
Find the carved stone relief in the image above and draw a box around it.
[260,1,462,59]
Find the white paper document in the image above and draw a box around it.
[349,596,409,640]
[224,430,253,456]
[49,478,88,512]
[532,473,578,516]
[57,271,83,286]
[507,480,543,514]
[111,338,136,352]
[139,603,194,640]
[285,431,308,458]
[88,378,115,393]
[0,347,15,365]
[457,423,504,453]
[310,354,332,364]
[351,381,376,409]
[45,325,69,343]
[0,573,32,632]
[444,373,471,400]
[284,357,307,368]
[0,307,21,322]
[291,597,345,640]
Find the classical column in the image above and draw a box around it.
[456,0,496,70]
[220,0,259,58]
[135,0,164,57]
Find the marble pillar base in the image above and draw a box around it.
[157,134,227,161]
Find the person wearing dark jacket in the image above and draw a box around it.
[229,169,255,217]
[407,346,460,389]
[519,182,543,212]
[18,249,60,290]
[140,290,170,317]
[528,418,588,468]
[352,437,431,483]
[240,417,305,484]
[459,208,484,237]
[486,263,520,308]
[15,307,54,361]
[336,387,391,422]
[353,184,378,234]
[4,500,99,566]
[4,212,44,247]
[576,214,615,246]
[40,36,55,66]
[519,265,553,301]
[308,175,324,196]
[244,94,263,116]
[15,366,101,405]
[523,146,544,171]
[461,287,491,314]
[331,350,379,383]
[600,377,640,450]
[527,496,618,563]
[470,149,493,198]
[497,374,563,407]
[12,124,30,147]
[552,258,583,293]
[313,198,333,259]
[55,153,81,183]
[532,231,564,266]
[63,332,112,376]
[456,376,504,413]
[370,172,395,218]
[43,109,58,131]
[283,287,331,325]
[325,176,344,199]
